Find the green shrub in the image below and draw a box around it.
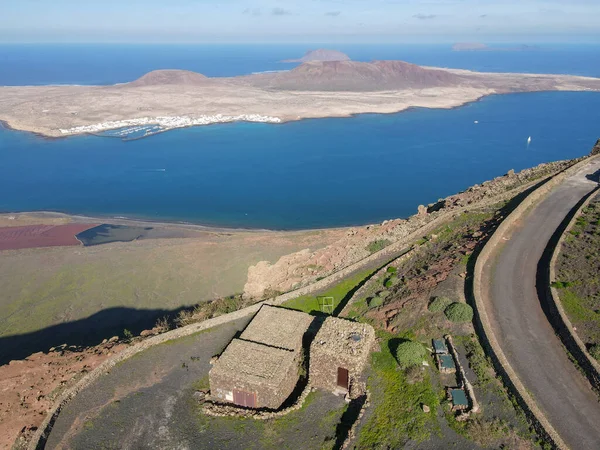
[444,302,474,323]
[386,266,397,274]
[551,280,573,289]
[123,329,133,339]
[428,296,452,313]
[590,344,600,361]
[366,239,392,254]
[395,341,427,368]
[383,277,395,288]
[368,296,384,308]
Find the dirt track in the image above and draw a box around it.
[484,159,600,450]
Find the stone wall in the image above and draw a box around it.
[547,186,600,390]
[446,335,479,414]
[471,154,600,450]
[203,383,314,419]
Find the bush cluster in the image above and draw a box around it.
[368,296,384,308]
[395,341,427,368]
[589,344,600,361]
[444,302,474,323]
[428,296,452,313]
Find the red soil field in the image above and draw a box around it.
[0,224,98,251]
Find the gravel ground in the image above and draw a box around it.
[45,315,347,450]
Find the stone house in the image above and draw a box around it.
[208,305,313,409]
[309,317,375,395]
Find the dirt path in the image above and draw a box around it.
[484,159,600,450]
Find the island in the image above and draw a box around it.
[1,51,599,137]
[452,42,540,52]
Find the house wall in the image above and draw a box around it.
[309,351,368,393]
[209,356,301,409]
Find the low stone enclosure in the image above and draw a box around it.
[435,335,479,417]
[207,305,375,413]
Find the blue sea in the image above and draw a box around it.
[1,44,599,229]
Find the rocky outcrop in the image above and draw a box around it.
[591,138,600,156]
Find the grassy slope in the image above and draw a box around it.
[556,198,600,349]
[0,230,339,337]
[282,268,376,314]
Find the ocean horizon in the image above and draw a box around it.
[1,44,600,230]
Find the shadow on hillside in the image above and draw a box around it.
[0,305,188,365]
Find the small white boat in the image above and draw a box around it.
[474,120,479,124]
[527,136,532,146]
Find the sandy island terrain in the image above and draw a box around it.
[1,54,599,137]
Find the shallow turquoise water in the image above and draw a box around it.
[1,91,599,229]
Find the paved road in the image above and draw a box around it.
[486,158,600,450]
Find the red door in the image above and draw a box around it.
[337,367,349,390]
[233,389,257,408]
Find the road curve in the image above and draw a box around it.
[485,158,600,450]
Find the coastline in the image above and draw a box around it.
[0,210,356,234]
[0,90,488,138]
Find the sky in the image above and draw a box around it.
[1,0,599,43]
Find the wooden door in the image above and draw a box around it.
[337,367,349,390]
[233,389,257,408]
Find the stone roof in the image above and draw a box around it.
[450,388,469,406]
[210,339,297,388]
[240,305,313,351]
[439,354,456,370]
[432,339,448,354]
[311,317,375,359]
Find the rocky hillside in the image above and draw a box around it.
[246,60,466,91]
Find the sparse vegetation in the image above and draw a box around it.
[444,302,474,323]
[176,294,250,327]
[556,197,600,351]
[358,333,439,448]
[589,344,600,361]
[366,239,392,254]
[551,280,574,289]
